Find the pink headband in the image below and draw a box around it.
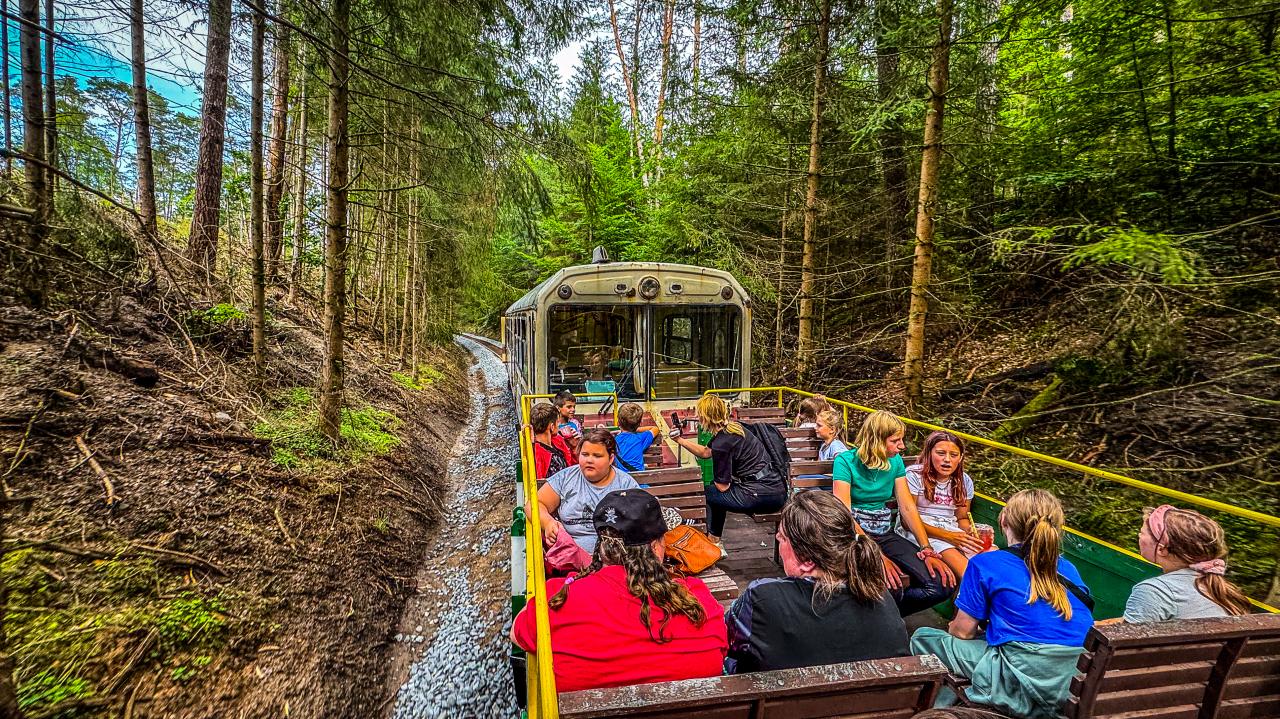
[1146,505,1228,575]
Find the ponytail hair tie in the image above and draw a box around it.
[1190,558,1227,575]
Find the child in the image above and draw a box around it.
[1123,505,1251,622]
[530,402,574,480]
[553,389,582,447]
[910,489,1095,719]
[613,402,662,473]
[794,395,834,429]
[815,409,849,460]
[833,410,954,616]
[900,431,984,578]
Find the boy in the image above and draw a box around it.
[530,402,575,479]
[553,390,583,444]
[613,402,662,472]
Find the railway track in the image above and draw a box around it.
[459,332,504,358]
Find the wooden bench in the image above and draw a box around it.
[633,466,706,527]
[559,654,949,718]
[1065,613,1280,719]
[733,406,788,426]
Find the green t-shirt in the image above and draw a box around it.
[833,449,906,510]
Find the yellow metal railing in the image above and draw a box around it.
[705,386,1280,529]
[518,397,559,719]
[520,392,619,429]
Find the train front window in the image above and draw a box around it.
[651,306,741,398]
[546,305,642,398]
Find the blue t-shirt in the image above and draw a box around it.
[614,430,656,472]
[955,547,1094,647]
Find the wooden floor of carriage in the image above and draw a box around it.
[717,511,949,632]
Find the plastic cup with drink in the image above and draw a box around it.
[974,523,995,552]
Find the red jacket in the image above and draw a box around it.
[533,434,575,479]
[513,565,727,692]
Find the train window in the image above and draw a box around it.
[652,306,741,398]
[546,305,641,398]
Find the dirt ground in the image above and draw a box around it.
[0,288,469,718]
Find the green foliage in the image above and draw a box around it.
[18,671,92,710]
[1065,226,1200,284]
[155,593,227,653]
[392,365,443,390]
[254,387,400,468]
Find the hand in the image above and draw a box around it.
[541,518,562,546]
[668,427,683,439]
[948,529,985,555]
[882,555,907,591]
[923,554,957,588]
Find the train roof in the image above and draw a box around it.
[504,261,751,315]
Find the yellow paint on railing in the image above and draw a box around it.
[704,386,1280,529]
[521,392,619,429]
[519,398,559,719]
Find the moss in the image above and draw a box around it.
[254,387,400,468]
[392,364,444,391]
[154,593,227,653]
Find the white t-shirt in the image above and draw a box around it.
[904,465,973,520]
[1123,568,1230,623]
[547,465,638,553]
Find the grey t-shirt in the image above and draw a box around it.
[1123,568,1229,623]
[547,465,638,553]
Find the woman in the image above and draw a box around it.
[1123,505,1251,622]
[833,411,954,616]
[512,489,727,692]
[899,431,984,578]
[669,395,788,555]
[725,491,908,673]
[534,428,638,553]
[910,489,1095,719]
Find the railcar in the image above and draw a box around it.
[501,250,750,406]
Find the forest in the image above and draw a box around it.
[0,0,1277,714]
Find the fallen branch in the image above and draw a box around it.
[75,434,119,509]
[129,542,227,576]
[275,504,297,550]
[5,538,227,576]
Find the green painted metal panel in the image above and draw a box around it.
[970,497,1159,620]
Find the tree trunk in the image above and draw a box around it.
[265,15,290,282]
[2,0,11,175]
[42,0,54,191]
[0,492,20,719]
[692,4,701,89]
[186,0,234,276]
[289,57,308,301]
[876,0,911,297]
[903,0,954,416]
[606,0,645,178]
[796,0,831,384]
[651,0,676,181]
[129,0,157,237]
[973,0,1002,234]
[19,0,47,306]
[318,0,350,442]
[250,7,266,372]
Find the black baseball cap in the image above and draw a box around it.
[593,490,667,546]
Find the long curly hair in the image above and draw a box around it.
[547,529,708,642]
[917,431,967,506]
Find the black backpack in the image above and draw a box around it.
[742,421,791,487]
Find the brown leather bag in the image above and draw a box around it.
[663,524,720,575]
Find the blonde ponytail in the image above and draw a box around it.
[1003,489,1073,620]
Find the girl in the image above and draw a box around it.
[900,431,984,578]
[910,489,1095,719]
[726,491,908,673]
[794,395,834,429]
[815,409,849,461]
[670,395,788,556]
[533,428,638,553]
[513,489,726,691]
[1123,505,1251,622]
[833,411,955,616]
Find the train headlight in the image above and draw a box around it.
[639,277,660,300]
[557,284,572,300]
[721,286,734,300]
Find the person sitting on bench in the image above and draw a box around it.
[1123,504,1251,622]
[512,489,727,692]
[910,489,1095,719]
[725,491,908,673]
[834,411,954,616]
[534,428,637,553]
[669,395,787,557]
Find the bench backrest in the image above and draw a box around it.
[1068,613,1280,719]
[559,654,949,719]
[632,466,706,526]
